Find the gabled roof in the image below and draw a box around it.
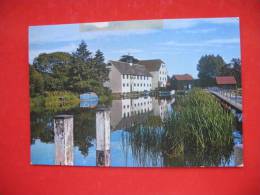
[216,76,237,85]
[109,61,152,77]
[172,74,193,81]
[137,59,164,72]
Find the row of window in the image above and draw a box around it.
[159,71,167,75]
[123,108,150,118]
[122,74,150,80]
[122,83,152,87]
[123,101,152,109]
[159,77,167,81]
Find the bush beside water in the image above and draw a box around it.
[31,91,80,112]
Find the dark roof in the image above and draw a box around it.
[172,74,193,81]
[137,59,164,72]
[216,76,237,85]
[109,61,152,77]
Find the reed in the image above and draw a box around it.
[163,88,234,165]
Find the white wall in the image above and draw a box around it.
[158,64,168,88]
[110,97,153,129]
[121,74,152,93]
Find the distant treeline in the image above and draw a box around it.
[30,41,110,97]
[196,54,241,87]
[168,55,241,90]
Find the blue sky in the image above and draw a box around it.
[29,18,241,78]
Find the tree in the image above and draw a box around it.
[93,50,109,83]
[230,58,241,87]
[119,54,139,64]
[72,40,92,63]
[30,41,111,96]
[32,52,72,91]
[30,65,44,96]
[197,54,226,86]
[33,52,72,74]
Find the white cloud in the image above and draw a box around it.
[182,28,216,34]
[160,38,240,47]
[206,38,240,44]
[203,17,239,24]
[108,48,143,55]
[29,18,239,45]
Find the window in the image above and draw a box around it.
[134,83,136,86]
[127,105,129,108]
[137,83,139,87]
[123,105,126,108]
[141,84,142,87]
[123,83,125,87]
[127,83,129,87]
[123,74,125,79]
[137,76,139,79]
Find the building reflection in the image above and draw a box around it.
[111,96,173,130]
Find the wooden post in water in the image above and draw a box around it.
[96,107,111,167]
[54,115,74,166]
[234,144,243,167]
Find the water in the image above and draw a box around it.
[30,96,242,167]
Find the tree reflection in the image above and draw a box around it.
[30,107,96,157]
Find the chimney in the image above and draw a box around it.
[128,58,133,66]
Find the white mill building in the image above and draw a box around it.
[106,59,168,94]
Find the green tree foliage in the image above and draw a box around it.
[119,54,139,64]
[93,49,109,83]
[30,66,44,96]
[220,58,241,87]
[30,40,111,97]
[72,41,92,63]
[33,52,72,74]
[197,54,226,86]
[32,52,72,92]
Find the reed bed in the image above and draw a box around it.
[163,88,234,165]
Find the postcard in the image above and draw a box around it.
[29,18,242,167]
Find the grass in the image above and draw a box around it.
[31,91,80,112]
[163,88,234,165]
[123,88,235,166]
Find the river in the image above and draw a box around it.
[30,96,242,167]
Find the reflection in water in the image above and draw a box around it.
[111,97,172,131]
[31,95,242,167]
[54,115,74,165]
[96,108,111,167]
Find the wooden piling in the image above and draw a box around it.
[234,144,243,167]
[54,115,74,166]
[96,107,111,167]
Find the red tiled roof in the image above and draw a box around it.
[172,74,193,81]
[216,76,237,85]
